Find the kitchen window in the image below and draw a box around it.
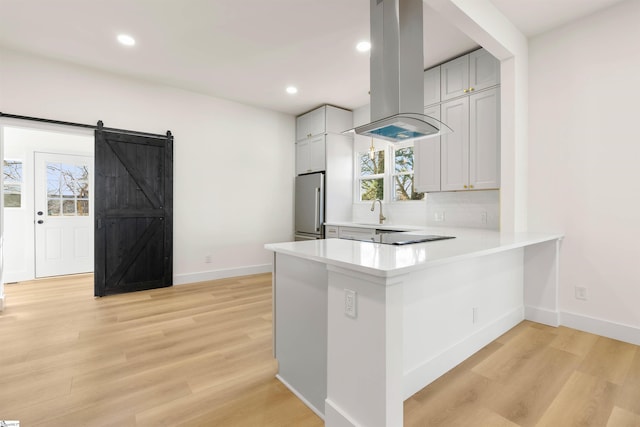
[3,159,23,208]
[355,142,424,202]
[357,149,385,201]
[392,143,424,201]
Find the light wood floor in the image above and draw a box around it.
[1,274,639,426]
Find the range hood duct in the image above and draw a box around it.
[355,0,451,142]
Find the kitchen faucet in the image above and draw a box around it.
[370,199,386,224]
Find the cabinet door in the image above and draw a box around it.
[469,88,500,189]
[441,55,469,101]
[423,66,441,106]
[308,135,326,173]
[296,107,326,141]
[469,49,500,93]
[414,106,441,192]
[295,140,310,175]
[441,97,469,191]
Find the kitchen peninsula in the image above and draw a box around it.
[266,227,562,427]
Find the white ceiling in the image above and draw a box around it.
[0,0,627,116]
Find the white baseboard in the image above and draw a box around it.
[172,264,272,285]
[0,294,4,311]
[525,305,560,327]
[403,306,524,400]
[276,374,325,420]
[560,311,640,346]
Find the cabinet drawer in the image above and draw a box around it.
[325,225,339,238]
[338,226,375,240]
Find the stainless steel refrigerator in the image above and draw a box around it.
[294,172,325,241]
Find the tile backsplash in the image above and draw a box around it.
[351,190,500,230]
[425,190,500,229]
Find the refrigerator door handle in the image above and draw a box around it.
[315,187,321,232]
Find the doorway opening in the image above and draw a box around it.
[2,124,95,283]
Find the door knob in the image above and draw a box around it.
[37,220,44,224]
[37,211,43,215]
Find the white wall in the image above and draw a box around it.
[0,47,295,285]
[528,0,640,329]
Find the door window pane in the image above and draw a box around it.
[48,199,61,216]
[46,162,90,216]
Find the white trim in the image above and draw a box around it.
[172,263,272,285]
[325,398,358,427]
[560,311,640,346]
[403,306,523,399]
[0,294,4,311]
[276,374,325,420]
[525,305,560,327]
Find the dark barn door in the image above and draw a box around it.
[94,127,173,297]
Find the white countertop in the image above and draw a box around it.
[265,227,563,278]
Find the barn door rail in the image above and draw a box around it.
[0,112,171,139]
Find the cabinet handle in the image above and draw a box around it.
[464,185,468,189]
[463,89,469,93]
[470,87,475,91]
[469,185,474,189]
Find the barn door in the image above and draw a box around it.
[94,127,173,297]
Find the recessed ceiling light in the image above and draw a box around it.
[356,41,371,52]
[286,86,298,95]
[117,34,136,46]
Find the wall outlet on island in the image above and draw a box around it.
[575,286,588,300]
[434,211,445,222]
[205,255,212,264]
[480,211,488,224]
[344,289,357,318]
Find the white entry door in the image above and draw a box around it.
[34,152,94,278]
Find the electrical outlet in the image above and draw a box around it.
[480,211,488,224]
[472,307,479,324]
[344,289,357,318]
[575,286,588,301]
[205,255,212,264]
[434,211,445,222]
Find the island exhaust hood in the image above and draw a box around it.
[355,0,452,142]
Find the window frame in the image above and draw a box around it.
[390,141,424,202]
[3,159,24,209]
[354,141,425,204]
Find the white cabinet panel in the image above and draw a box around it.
[441,97,470,191]
[470,88,500,189]
[423,66,441,107]
[295,135,326,175]
[441,48,499,101]
[441,55,469,101]
[469,49,500,93]
[296,107,325,141]
[414,106,441,192]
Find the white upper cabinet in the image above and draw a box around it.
[414,105,441,192]
[423,66,441,107]
[441,87,500,191]
[296,108,325,141]
[295,135,326,175]
[441,48,499,101]
[469,49,501,94]
[296,105,353,142]
[441,97,470,191]
[469,87,500,190]
[441,55,469,101]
